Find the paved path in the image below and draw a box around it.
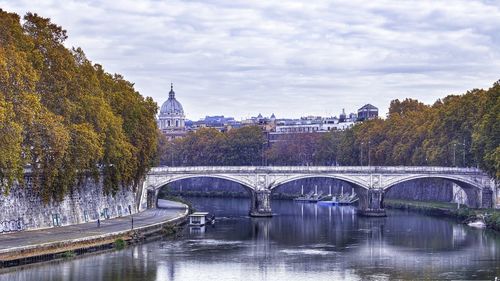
[0,207,186,252]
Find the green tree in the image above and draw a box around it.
[472,82,500,178]
[224,126,265,165]
[0,10,159,200]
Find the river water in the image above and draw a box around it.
[1,197,499,281]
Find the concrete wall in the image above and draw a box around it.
[165,177,356,197]
[0,176,138,234]
[385,178,453,202]
[157,199,187,209]
[165,177,453,202]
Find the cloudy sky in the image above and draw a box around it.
[2,1,500,120]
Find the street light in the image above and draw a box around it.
[451,141,467,167]
[368,141,371,167]
[261,141,267,166]
[453,143,457,167]
[463,140,466,167]
[299,152,306,166]
[360,142,364,166]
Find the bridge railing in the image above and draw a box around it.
[149,166,485,175]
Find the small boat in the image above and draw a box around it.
[338,192,358,205]
[294,191,315,202]
[317,199,339,206]
[294,185,327,203]
[318,191,358,205]
[467,220,486,228]
[467,215,486,228]
[188,212,210,226]
[307,191,325,203]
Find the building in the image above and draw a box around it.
[158,83,187,140]
[268,109,356,145]
[188,115,241,132]
[357,104,378,121]
[241,113,277,132]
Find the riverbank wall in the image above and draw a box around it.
[385,199,500,232]
[0,176,138,233]
[0,207,188,269]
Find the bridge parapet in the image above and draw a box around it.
[149,166,485,175]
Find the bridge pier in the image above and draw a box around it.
[358,189,386,217]
[250,190,272,217]
[481,188,493,209]
[146,189,158,209]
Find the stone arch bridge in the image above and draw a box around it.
[140,166,497,217]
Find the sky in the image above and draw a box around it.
[1,1,500,120]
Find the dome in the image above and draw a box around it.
[159,84,184,116]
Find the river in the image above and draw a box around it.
[1,197,499,280]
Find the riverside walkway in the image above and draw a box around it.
[0,205,188,266]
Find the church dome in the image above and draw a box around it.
[160,84,184,116]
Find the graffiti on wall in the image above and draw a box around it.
[0,218,24,233]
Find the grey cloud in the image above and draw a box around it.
[1,0,500,120]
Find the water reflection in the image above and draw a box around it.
[188,226,206,235]
[1,197,499,281]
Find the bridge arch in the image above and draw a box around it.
[270,175,370,191]
[151,174,256,192]
[383,175,484,208]
[145,174,268,216]
[269,174,384,215]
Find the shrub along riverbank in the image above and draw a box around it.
[384,199,500,232]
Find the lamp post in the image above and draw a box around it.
[261,142,265,166]
[453,143,457,167]
[463,140,466,167]
[450,140,467,167]
[368,141,371,167]
[360,142,364,166]
[299,152,306,166]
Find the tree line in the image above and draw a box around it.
[337,82,499,179]
[159,82,499,179]
[157,126,266,166]
[0,10,158,201]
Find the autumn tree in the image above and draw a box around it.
[0,10,159,200]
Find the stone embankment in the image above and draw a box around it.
[385,199,500,232]
[0,204,188,269]
[0,177,138,233]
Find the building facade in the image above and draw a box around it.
[268,110,357,145]
[158,84,187,140]
[357,104,378,121]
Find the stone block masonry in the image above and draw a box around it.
[0,176,138,233]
